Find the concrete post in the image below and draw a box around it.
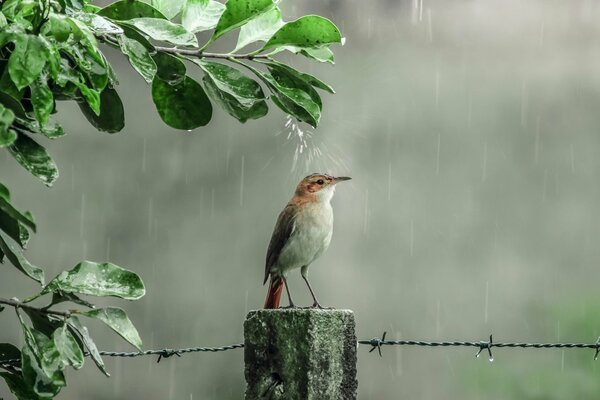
[244,309,357,400]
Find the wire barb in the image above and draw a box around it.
[156,349,182,363]
[476,334,494,361]
[367,331,387,357]
[594,337,600,361]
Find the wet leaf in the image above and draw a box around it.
[0,104,16,147]
[264,61,322,109]
[98,0,166,20]
[193,60,265,108]
[234,7,283,52]
[78,87,125,133]
[203,75,268,122]
[30,75,54,125]
[152,52,186,84]
[0,188,35,231]
[53,325,84,369]
[211,0,274,43]
[128,18,198,46]
[0,343,20,362]
[42,260,145,299]
[0,231,44,284]
[8,133,59,186]
[8,35,48,90]
[150,0,184,20]
[0,372,43,400]
[75,12,123,34]
[50,291,95,309]
[181,0,225,33]
[67,316,108,376]
[261,16,342,52]
[82,307,142,350]
[119,35,157,83]
[152,76,212,129]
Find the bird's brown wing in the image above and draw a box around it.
[264,203,298,284]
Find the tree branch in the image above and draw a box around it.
[0,297,71,318]
[153,46,270,60]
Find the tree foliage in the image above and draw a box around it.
[0,0,342,397]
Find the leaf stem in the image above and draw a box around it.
[153,46,269,60]
[0,297,71,318]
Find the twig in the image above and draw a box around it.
[0,297,71,318]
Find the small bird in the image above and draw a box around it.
[263,173,351,309]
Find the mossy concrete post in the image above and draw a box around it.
[244,309,357,400]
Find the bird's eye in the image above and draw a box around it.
[317,179,324,185]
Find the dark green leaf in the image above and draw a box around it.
[78,87,125,133]
[152,76,212,129]
[44,14,72,42]
[0,182,10,201]
[30,75,55,125]
[53,325,84,369]
[42,260,145,299]
[211,0,274,43]
[8,133,59,186]
[0,343,20,362]
[234,7,282,52]
[193,60,265,108]
[0,232,43,283]
[128,18,198,46]
[203,76,267,122]
[8,35,48,90]
[261,16,342,52]
[0,92,26,117]
[0,188,35,231]
[119,35,157,83]
[67,316,108,376]
[0,103,16,147]
[149,0,184,20]
[76,84,101,115]
[0,63,24,100]
[98,0,166,20]
[152,52,186,84]
[181,0,225,33]
[0,372,43,400]
[0,210,25,247]
[22,309,62,337]
[82,307,142,350]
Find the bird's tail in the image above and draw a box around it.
[264,276,284,309]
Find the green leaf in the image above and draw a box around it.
[74,12,124,34]
[0,210,24,248]
[8,35,48,90]
[98,0,166,20]
[78,87,125,133]
[15,117,66,139]
[82,307,142,350]
[18,322,65,397]
[76,84,101,115]
[0,190,35,234]
[53,325,84,370]
[128,18,198,46]
[30,75,55,125]
[0,231,44,283]
[8,133,59,186]
[263,59,334,94]
[118,35,157,83]
[67,316,108,376]
[152,76,212,129]
[0,11,6,28]
[152,52,186,84]
[234,7,283,52]
[0,372,43,400]
[261,15,342,52]
[0,182,10,201]
[42,260,145,300]
[181,0,225,33]
[0,104,16,147]
[193,60,265,108]
[238,62,320,127]
[150,0,184,20]
[203,76,267,123]
[0,343,20,362]
[274,45,335,64]
[211,0,274,43]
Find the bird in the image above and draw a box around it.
[263,173,351,309]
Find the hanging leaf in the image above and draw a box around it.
[152,52,186,84]
[0,104,16,147]
[52,325,84,370]
[0,194,35,231]
[67,316,108,376]
[203,76,268,123]
[0,232,44,283]
[0,372,44,400]
[78,87,125,133]
[81,307,142,350]
[29,74,55,125]
[118,35,157,83]
[128,18,198,46]
[98,0,166,20]
[42,260,145,299]
[152,76,212,129]
[7,35,48,90]
[234,7,283,52]
[261,15,342,52]
[181,0,225,33]
[8,133,59,186]
[211,0,274,43]
[272,45,335,64]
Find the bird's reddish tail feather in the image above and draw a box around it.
[264,277,284,309]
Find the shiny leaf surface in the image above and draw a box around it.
[82,307,142,350]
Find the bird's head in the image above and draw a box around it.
[294,173,351,202]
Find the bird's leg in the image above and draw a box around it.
[281,276,297,308]
[301,273,326,309]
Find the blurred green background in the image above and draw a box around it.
[3,0,600,398]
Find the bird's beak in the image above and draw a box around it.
[333,176,352,183]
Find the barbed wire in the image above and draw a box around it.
[2,333,600,370]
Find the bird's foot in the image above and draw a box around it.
[310,302,335,310]
[280,304,298,309]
